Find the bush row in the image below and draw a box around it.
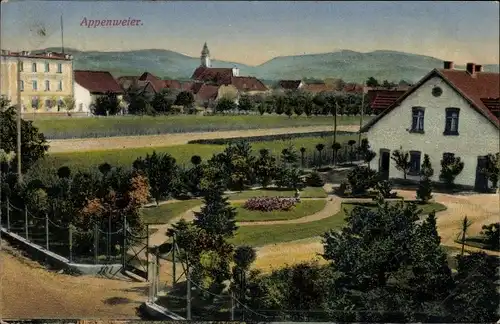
[187,131,357,145]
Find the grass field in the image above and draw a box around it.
[230,201,447,247]
[37,133,359,171]
[234,200,327,222]
[142,200,203,224]
[228,187,327,199]
[34,115,367,139]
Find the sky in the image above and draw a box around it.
[1,1,499,66]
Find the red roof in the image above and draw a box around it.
[138,72,165,93]
[181,81,194,91]
[191,67,233,84]
[74,70,123,94]
[343,83,364,93]
[231,76,267,92]
[194,84,220,101]
[361,67,500,132]
[367,90,406,111]
[302,84,336,94]
[164,79,182,90]
[278,80,302,90]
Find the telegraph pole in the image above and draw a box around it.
[16,55,22,184]
[186,262,192,320]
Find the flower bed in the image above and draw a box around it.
[243,197,297,212]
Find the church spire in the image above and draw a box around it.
[200,42,211,67]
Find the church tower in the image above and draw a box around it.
[201,42,211,68]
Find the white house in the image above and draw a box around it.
[74,70,125,114]
[360,61,500,191]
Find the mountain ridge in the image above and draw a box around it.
[36,47,499,83]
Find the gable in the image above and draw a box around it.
[361,69,500,133]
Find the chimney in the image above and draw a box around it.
[232,66,240,77]
[466,62,476,75]
[443,61,454,70]
[475,64,483,72]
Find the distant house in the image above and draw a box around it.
[74,70,124,113]
[277,80,304,91]
[367,89,407,114]
[302,83,336,94]
[360,61,499,191]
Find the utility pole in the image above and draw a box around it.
[358,82,365,145]
[230,290,235,320]
[333,100,338,145]
[60,15,65,54]
[16,56,22,184]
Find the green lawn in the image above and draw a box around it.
[228,187,327,199]
[34,115,367,139]
[230,201,447,247]
[142,200,202,224]
[234,200,327,222]
[37,133,359,172]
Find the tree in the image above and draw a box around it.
[0,102,49,173]
[193,183,238,238]
[128,94,154,115]
[364,150,376,168]
[347,140,356,164]
[98,162,112,176]
[346,165,378,195]
[92,91,121,116]
[238,95,254,112]
[274,95,286,115]
[439,154,464,188]
[331,142,341,166]
[322,199,454,322]
[306,172,324,187]
[152,89,176,114]
[254,149,277,188]
[481,152,499,188]
[215,97,237,113]
[232,245,257,305]
[300,147,306,169]
[191,155,202,166]
[257,102,266,115]
[391,149,411,180]
[304,96,314,117]
[315,143,325,168]
[132,151,178,205]
[480,222,500,250]
[366,76,379,88]
[448,252,500,323]
[417,154,433,203]
[174,91,195,108]
[459,216,473,256]
[57,166,71,179]
[280,145,299,167]
[284,105,293,118]
[62,96,76,113]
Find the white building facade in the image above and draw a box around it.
[361,62,499,191]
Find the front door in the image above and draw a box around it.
[379,149,390,180]
[475,156,489,192]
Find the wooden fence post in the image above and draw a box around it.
[68,223,73,263]
[6,199,10,231]
[45,212,49,250]
[24,206,28,239]
[94,223,99,264]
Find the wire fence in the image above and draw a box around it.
[0,200,143,265]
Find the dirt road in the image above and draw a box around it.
[0,242,147,319]
[48,125,359,153]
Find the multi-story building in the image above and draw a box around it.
[0,49,74,114]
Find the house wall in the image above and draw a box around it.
[367,76,499,188]
[74,82,92,113]
[0,56,17,104]
[19,57,74,113]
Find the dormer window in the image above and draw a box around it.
[444,108,460,135]
[410,107,425,133]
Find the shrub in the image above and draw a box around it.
[335,180,351,196]
[346,166,378,195]
[391,149,411,179]
[374,180,396,198]
[439,154,464,187]
[276,168,305,190]
[306,172,324,187]
[243,197,296,212]
[416,178,433,203]
[480,223,500,250]
[481,153,499,189]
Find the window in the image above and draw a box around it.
[57,80,63,91]
[32,80,38,91]
[45,80,50,91]
[57,99,64,111]
[409,151,421,176]
[31,97,39,109]
[411,107,425,132]
[45,62,50,72]
[57,63,62,73]
[19,62,24,72]
[45,99,53,110]
[78,103,83,111]
[19,80,24,92]
[444,108,460,135]
[32,63,37,72]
